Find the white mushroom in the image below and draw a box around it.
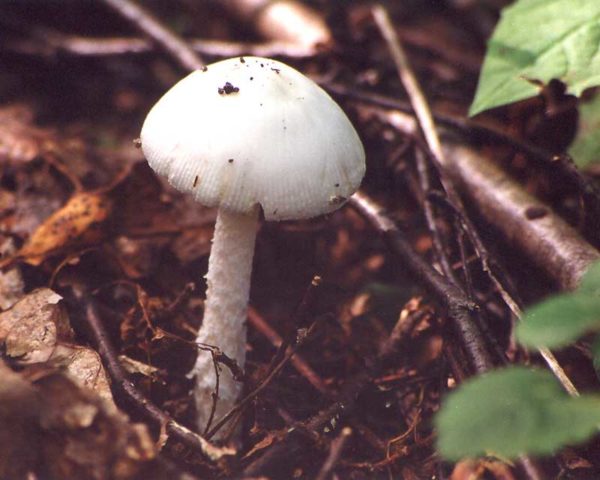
[140,56,365,439]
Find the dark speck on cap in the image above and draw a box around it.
[218,82,240,95]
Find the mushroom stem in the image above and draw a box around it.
[194,206,259,437]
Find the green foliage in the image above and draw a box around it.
[569,95,600,168]
[437,0,600,465]
[437,263,600,461]
[470,0,600,116]
[436,368,600,460]
[516,262,600,349]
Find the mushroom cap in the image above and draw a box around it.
[141,56,365,221]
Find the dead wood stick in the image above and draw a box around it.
[371,7,553,476]
[414,149,459,285]
[6,31,317,59]
[371,5,578,400]
[349,191,545,480]
[205,275,325,438]
[100,0,205,71]
[222,0,331,49]
[248,307,330,395]
[362,105,581,397]
[372,4,521,318]
[350,191,494,374]
[314,427,352,480]
[205,320,318,440]
[71,287,234,462]
[442,143,600,290]
[323,83,600,235]
[244,307,427,476]
[415,150,509,364]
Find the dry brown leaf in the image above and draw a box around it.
[451,459,516,480]
[243,430,284,459]
[0,288,115,407]
[0,288,72,361]
[0,361,41,479]
[0,361,156,480]
[0,104,55,163]
[36,374,156,480]
[51,345,116,409]
[0,237,24,309]
[14,191,113,266]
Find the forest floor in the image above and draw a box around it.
[1,1,599,479]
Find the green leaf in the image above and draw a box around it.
[470,0,600,116]
[577,260,600,296]
[436,367,600,460]
[516,293,600,348]
[569,95,600,168]
[516,262,600,349]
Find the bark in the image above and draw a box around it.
[441,143,600,291]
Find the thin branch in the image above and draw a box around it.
[205,321,318,440]
[414,149,457,284]
[371,4,518,317]
[5,31,317,59]
[324,83,600,236]
[371,5,580,398]
[244,304,422,476]
[71,286,234,462]
[206,275,326,438]
[349,191,494,374]
[100,0,205,71]
[315,427,352,480]
[202,350,222,436]
[440,143,600,292]
[349,191,546,479]
[248,309,331,394]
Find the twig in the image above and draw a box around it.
[371,5,579,398]
[414,149,457,284]
[244,306,427,476]
[5,31,318,59]
[324,82,600,233]
[70,286,234,462]
[203,350,222,436]
[315,427,352,480]
[100,0,205,71]
[349,191,546,478]
[371,4,518,317]
[349,191,494,373]
[248,307,330,395]
[205,275,326,437]
[264,275,322,373]
[205,320,318,440]
[416,147,510,363]
[440,143,600,292]
[222,0,331,49]
[441,144,593,397]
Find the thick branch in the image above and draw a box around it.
[442,143,600,291]
[100,0,205,71]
